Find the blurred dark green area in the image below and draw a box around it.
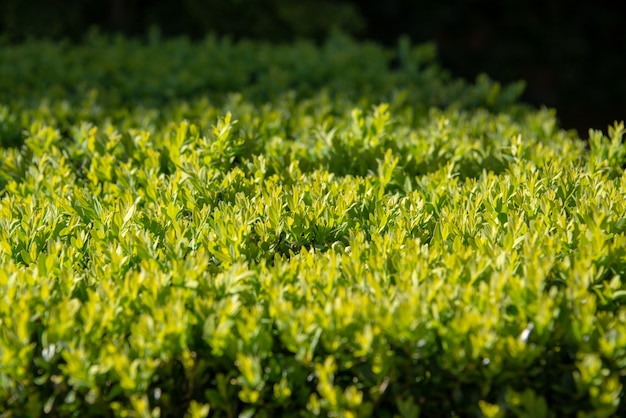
[1,0,624,137]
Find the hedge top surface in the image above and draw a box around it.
[1,34,626,417]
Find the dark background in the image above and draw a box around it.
[1,0,624,137]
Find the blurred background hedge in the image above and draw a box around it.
[1,0,624,137]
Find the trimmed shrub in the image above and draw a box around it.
[1,34,625,417]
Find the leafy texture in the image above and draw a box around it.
[1,34,625,417]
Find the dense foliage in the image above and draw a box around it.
[2,0,624,136]
[1,34,626,417]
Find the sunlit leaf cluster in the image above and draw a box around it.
[1,34,626,417]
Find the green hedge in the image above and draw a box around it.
[1,34,626,417]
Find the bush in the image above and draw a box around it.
[1,34,625,417]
